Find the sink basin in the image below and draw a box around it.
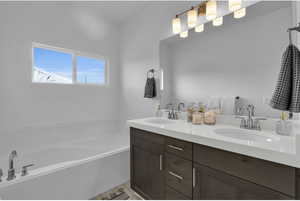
[214,128,277,142]
[145,118,174,125]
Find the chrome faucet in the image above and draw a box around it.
[236,105,266,131]
[7,150,17,181]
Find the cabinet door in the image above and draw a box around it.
[131,146,164,200]
[193,164,292,200]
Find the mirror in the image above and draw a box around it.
[159,1,293,118]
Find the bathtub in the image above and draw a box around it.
[0,128,130,200]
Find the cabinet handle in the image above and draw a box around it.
[168,171,183,180]
[159,155,163,171]
[168,144,184,151]
[193,168,196,188]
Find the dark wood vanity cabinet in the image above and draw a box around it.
[130,127,297,200]
[193,164,291,200]
[130,128,165,199]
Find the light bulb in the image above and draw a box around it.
[213,16,223,26]
[180,31,188,38]
[187,8,198,28]
[229,0,242,12]
[172,17,181,34]
[234,8,246,19]
[206,0,217,21]
[195,24,204,32]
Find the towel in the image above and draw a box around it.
[144,77,157,98]
[270,44,300,112]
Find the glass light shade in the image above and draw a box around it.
[180,31,188,38]
[234,8,246,19]
[195,24,204,32]
[206,0,217,20]
[229,0,242,12]
[213,16,223,26]
[187,9,198,28]
[172,17,181,34]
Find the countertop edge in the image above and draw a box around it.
[127,120,300,168]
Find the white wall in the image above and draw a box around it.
[0,4,121,152]
[120,2,195,126]
[161,2,292,118]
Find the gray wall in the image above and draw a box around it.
[160,2,293,118]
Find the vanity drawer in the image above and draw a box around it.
[193,144,296,197]
[165,137,193,160]
[130,128,164,154]
[165,186,190,200]
[166,153,193,197]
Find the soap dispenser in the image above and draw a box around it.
[275,112,292,136]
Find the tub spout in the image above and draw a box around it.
[7,150,17,181]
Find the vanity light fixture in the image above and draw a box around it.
[229,0,242,12]
[195,24,204,32]
[234,8,246,19]
[172,0,247,38]
[206,0,217,20]
[180,31,188,38]
[213,16,223,26]
[187,7,198,28]
[172,15,181,34]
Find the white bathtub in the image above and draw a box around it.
[0,128,130,200]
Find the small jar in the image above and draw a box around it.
[192,111,204,125]
[187,107,194,123]
[204,111,217,125]
[187,103,196,123]
[276,120,292,136]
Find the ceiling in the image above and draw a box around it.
[0,1,201,24]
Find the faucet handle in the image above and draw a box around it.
[0,169,3,182]
[21,164,34,176]
[253,118,267,130]
[235,116,247,128]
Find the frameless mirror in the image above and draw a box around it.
[159,1,293,118]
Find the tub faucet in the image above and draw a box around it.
[7,150,17,181]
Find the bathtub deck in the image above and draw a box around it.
[93,182,142,200]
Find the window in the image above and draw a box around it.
[32,43,107,85]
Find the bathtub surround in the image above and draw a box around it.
[0,132,129,199]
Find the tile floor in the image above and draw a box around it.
[93,182,143,200]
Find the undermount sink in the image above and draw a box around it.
[214,128,277,142]
[145,118,174,124]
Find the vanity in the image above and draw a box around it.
[128,117,299,200]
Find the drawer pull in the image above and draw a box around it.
[168,145,184,151]
[159,155,163,171]
[168,171,183,180]
[193,168,196,188]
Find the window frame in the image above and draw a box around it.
[32,42,109,86]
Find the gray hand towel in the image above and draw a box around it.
[144,77,157,98]
[270,44,300,112]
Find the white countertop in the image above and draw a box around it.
[127,117,300,168]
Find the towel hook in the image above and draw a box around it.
[147,69,155,78]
